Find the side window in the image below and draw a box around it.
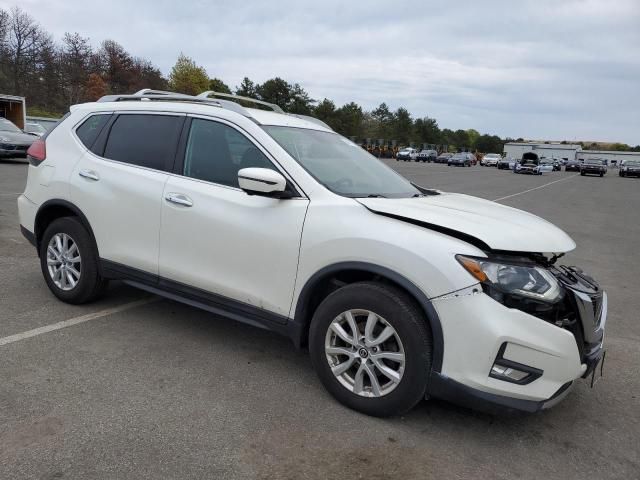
[183,118,275,188]
[103,114,183,171]
[76,114,111,152]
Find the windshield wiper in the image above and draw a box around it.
[366,194,387,198]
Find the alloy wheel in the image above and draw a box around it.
[324,309,405,398]
[46,233,82,291]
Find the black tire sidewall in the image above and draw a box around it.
[309,282,432,417]
[39,217,103,304]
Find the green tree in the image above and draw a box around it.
[314,98,338,128]
[392,107,413,144]
[466,129,480,148]
[371,103,393,140]
[256,77,314,114]
[414,117,440,145]
[168,53,209,95]
[475,134,504,153]
[235,77,257,97]
[335,102,364,138]
[209,77,231,94]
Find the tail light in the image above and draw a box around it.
[27,139,46,166]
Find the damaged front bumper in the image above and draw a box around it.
[429,265,607,413]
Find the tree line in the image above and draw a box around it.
[1,7,638,153]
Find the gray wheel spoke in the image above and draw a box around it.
[326,346,355,357]
[373,359,401,383]
[368,325,395,347]
[353,363,365,395]
[370,351,404,364]
[66,270,76,287]
[67,266,81,279]
[48,246,61,261]
[344,311,360,343]
[55,235,63,253]
[364,312,377,345]
[47,258,60,266]
[331,356,356,376]
[67,243,78,257]
[330,323,357,347]
[68,255,81,264]
[363,363,382,396]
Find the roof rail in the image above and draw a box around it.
[96,89,252,118]
[197,91,284,113]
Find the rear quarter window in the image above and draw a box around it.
[76,114,111,151]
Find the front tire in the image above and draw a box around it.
[39,217,107,304]
[309,282,432,417]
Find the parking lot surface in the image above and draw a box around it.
[1,159,639,479]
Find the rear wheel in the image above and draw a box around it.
[309,282,432,417]
[39,217,107,304]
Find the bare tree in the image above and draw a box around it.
[6,7,49,95]
[60,32,92,104]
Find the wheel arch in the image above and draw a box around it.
[35,199,99,259]
[292,261,444,373]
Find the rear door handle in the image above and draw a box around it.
[79,169,99,181]
[165,193,193,207]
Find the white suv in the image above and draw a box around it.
[18,90,607,416]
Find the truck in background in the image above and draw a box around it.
[0,94,27,130]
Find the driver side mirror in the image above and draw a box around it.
[238,168,290,198]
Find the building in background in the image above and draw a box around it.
[503,142,640,165]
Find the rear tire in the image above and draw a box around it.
[309,282,432,417]
[39,217,107,304]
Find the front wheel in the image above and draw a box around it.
[39,217,107,304]
[309,282,432,417]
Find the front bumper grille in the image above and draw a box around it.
[552,266,606,374]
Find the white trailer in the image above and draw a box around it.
[0,94,26,130]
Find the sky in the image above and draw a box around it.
[6,0,640,145]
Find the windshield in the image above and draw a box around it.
[626,161,640,166]
[485,154,500,158]
[263,126,420,198]
[0,118,21,133]
[585,159,604,165]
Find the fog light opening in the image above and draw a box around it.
[489,343,544,385]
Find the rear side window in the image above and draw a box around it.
[103,114,183,171]
[76,114,111,152]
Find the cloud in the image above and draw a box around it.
[9,0,640,144]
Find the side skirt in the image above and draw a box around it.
[100,259,303,344]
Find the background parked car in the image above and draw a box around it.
[24,122,48,137]
[0,118,37,159]
[497,157,516,170]
[581,158,607,177]
[435,152,453,164]
[416,149,437,162]
[514,152,541,174]
[565,159,581,171]
[396,147,417,161]
[448,152,473,167]
[481,153,501,166]
[619,160,640,178]
[538,159,555,174]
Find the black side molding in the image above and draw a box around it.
[20,225,37,248]
[100,259,302,343]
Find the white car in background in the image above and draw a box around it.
[482,153,501,166]
[18,89,607,417]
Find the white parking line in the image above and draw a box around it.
[493,174,579,202]
[0,297,157,347]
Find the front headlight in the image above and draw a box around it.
[456,255,563,303]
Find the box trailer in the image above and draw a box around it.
[0,94,27,130]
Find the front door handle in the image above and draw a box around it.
[165,193,193,207]
[78,169,99,181]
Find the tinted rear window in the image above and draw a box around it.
[76,114,111,151]
[103,114,183,171]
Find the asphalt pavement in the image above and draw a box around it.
[1,159,638,479]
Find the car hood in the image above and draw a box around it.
[0,130,37,145]
[357,193,576,253]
